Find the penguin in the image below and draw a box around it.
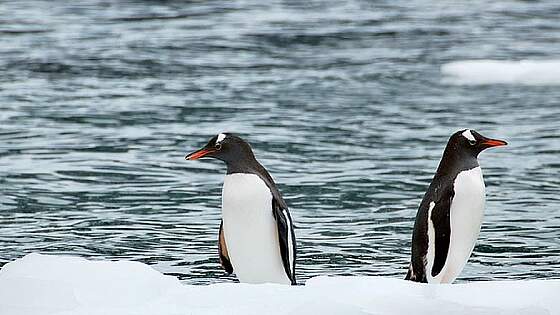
[405,129,507,283]
[185,133,296,285]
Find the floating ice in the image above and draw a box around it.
[0,254,559,315]
[441,60,560,85]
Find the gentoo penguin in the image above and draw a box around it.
[185,133,296,285]
[405,129,507,283]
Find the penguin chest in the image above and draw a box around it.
[437,166,486,283]
[221,173,289,284]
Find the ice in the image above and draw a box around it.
[441,60,560,85]
[1,254,559,315]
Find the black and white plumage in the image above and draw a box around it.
[406,129,507,283]
[186,133,296,285]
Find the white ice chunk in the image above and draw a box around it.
[441,60,560,85]
[0,254,558,315]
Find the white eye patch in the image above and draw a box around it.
[216,133,226,145]
[461,129,475,142]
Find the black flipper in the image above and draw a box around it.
[272,198,297,285]
[218,220,233,274]
[407,180,454,282]
[429,188,453,277]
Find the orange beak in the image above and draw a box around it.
[481,138,508,147]
[185,148,215,160]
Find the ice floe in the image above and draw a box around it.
[0,253,559,315]
[441,60,560,85]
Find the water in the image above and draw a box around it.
[1,0,559,284]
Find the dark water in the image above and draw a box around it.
[1,0,559,284]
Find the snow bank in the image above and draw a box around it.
[441,60,560,85]
[1,254,559,315]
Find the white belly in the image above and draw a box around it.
[429,166,486,283]
[222,173,290,284]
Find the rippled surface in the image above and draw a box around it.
[1,0,559,284]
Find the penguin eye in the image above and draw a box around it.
[468,139,476,146]
[216,143,222,150]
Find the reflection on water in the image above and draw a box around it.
[0,0,559,284]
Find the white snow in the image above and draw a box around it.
[1,253,559,315]
[441,60,560,85]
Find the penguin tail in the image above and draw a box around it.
[405,264,428,283]
[405,265,413,281]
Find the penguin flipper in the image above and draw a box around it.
[218,220,233,274]
[272,198,297,285]
[428,187,454,278]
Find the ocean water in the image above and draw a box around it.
[0,0,559,284]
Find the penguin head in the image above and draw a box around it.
[452,129,507,157]
[185,133,256,164]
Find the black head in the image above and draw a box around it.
[447,129,507,158]
[185,133,256,165]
